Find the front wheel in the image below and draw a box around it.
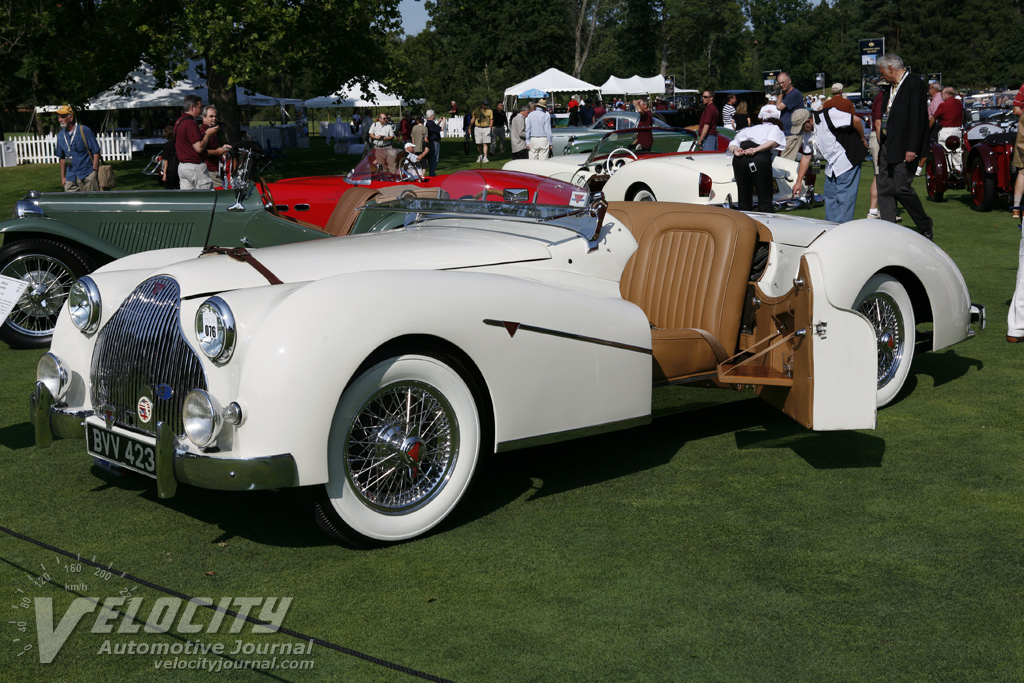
[855,274,916,408]
[308,353,483,547]
[0,239,95,349]
[969,156,995,212]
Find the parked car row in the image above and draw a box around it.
[11,144,984,548]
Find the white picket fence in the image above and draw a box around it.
[11,132,133,165]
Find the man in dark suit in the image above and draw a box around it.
[877,53,933,239]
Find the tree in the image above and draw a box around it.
[138,0,402,145]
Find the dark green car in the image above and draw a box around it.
[0,180,329,348]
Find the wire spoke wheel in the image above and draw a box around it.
[0,240,93,349]
[310,353,484,547]
[345,380,458,513]
[855,274,916,407]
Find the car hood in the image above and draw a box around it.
[115,222,558,297]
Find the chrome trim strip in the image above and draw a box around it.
[495,415,651,453]
[483,318,652,355]
[173,451,299,492]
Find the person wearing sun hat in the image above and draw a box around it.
[726,104,786,212]
[402,141,426,178]
[525,99,552,159]
[54,105,101,192]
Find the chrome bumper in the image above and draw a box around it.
[969,302,986,333]
[30,382,298,499]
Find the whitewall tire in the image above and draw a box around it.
[311,354,482,547]
[855,274,916,408]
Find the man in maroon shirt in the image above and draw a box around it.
[199,105,233,187]
[697,90,719,150]
[930,87,964,173]
[175,94,218,190]
[632,99,654,152]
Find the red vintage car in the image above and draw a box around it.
[268,150,581,228]
[925,122,1018,211]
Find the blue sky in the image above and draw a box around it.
[398,0,429,35]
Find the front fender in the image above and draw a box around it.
[0,217,127,260]
[223,269,653,486]
[929,142,948,187]
[807,220,972,350]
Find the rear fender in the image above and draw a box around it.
[968,144,998,176]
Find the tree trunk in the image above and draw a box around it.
[204,54,239,147]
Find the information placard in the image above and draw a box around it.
[0,275,30,325]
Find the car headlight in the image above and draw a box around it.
[195,296,235,362]
[183,390,224,448]
[67,277,101,333]
[36,352,71,400]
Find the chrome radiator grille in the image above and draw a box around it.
[90,276,207,436]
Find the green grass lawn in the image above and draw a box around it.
[1,144,1022,681]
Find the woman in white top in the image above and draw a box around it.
[727,104,787,212]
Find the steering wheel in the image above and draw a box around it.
[603,148,638,175]
[398,156,422,181]
[258,178,278,216]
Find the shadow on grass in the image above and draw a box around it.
[912,349,983,388]
[0,421,35,450]
[449,396,887,536]
[87,465,326,549]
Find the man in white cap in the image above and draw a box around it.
[403,141,426,178]
[726,104,787,212]
[525,99,552,160]
[823,83,856,115]
[55,105,100,192]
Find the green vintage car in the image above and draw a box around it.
[0,174,332,349]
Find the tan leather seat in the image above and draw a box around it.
[609,202,759,383]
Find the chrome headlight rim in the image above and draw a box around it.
[194,296,236,363]
[183,389,224,448]
[68,276,102,334]
[36,352,71,401]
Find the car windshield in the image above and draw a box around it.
[356,170,601,241]
[585,128,698,163]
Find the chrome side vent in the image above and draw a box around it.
[90,276,207,436]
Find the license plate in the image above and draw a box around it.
[86,422,157,477]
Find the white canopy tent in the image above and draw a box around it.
[304,80,421,108]
[35,59,298,112]
[599,75,667,96]
[503,68,601,102]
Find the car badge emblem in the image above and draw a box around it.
[502,321,521,338]
[155,383,173,400]
[153,281,166,295]
[137,396,153,424]
[101,405,115,429]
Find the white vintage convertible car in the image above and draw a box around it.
[505,128,809,208]
[31,173,983,547]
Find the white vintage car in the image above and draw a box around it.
[505,128,808,208]
[31,173,983,547]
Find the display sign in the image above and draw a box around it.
[664,75,675,97]
[928,72,942,85]
[816,73,825,90]
[859,38,885,101]
[763,70,782,95]
[0,275,29,326]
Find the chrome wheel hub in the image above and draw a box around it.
[0,254,75,336]
[346,381,458,513]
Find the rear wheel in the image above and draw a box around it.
[969,156,995,212]
[308,353,483,548]
[0,239,94,349]
[630,185,657,201]
[855,274,916,408]
[925,155,944,201]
